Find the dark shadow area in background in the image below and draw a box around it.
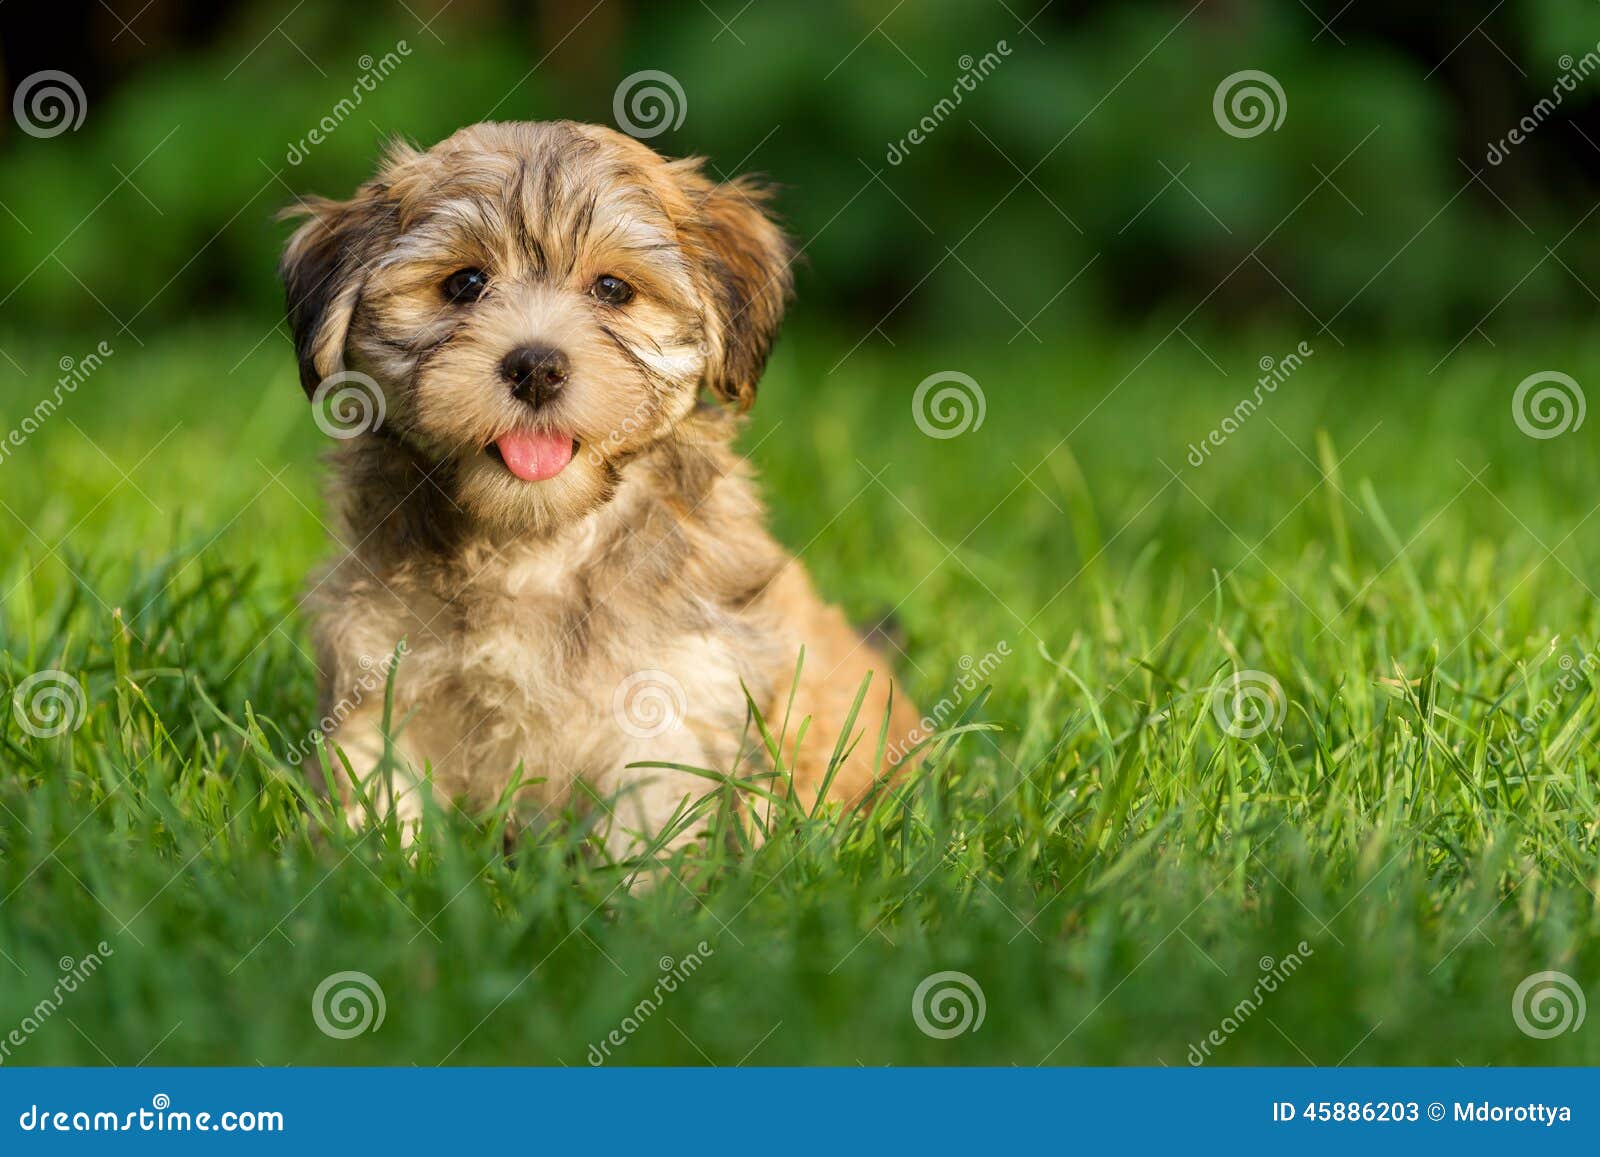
[2,0,1598,345]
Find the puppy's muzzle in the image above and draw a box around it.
[501,343,570,408]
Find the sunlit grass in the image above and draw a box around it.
[0,320,1596,1064]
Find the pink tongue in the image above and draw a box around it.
[495,431,574,482]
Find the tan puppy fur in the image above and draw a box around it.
[280,121,919,856]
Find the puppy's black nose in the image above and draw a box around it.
[501,344,570,406]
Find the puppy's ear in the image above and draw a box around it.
[676,167,794,410]
[278,191,385,397]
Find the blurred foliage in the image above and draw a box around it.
[0,0,1598,344]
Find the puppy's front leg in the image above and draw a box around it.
[599,728,726,869]
[320,699,428,842]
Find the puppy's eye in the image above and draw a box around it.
[442,268,489,304]
[591,274,635,306]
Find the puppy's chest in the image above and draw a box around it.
[440,551,614,697]
[423,548,751,734]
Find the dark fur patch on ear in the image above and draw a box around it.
[278,193,387,397]
[680,172,794,410]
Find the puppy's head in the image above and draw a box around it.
[280,121,792,535]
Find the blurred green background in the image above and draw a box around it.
[1,0,1598,346]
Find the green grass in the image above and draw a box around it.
[1,318,1597,1065]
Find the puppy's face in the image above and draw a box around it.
[280,121,791,535]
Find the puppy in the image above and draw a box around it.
[279,121,920,857]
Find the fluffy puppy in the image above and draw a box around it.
[279,121,919,856]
